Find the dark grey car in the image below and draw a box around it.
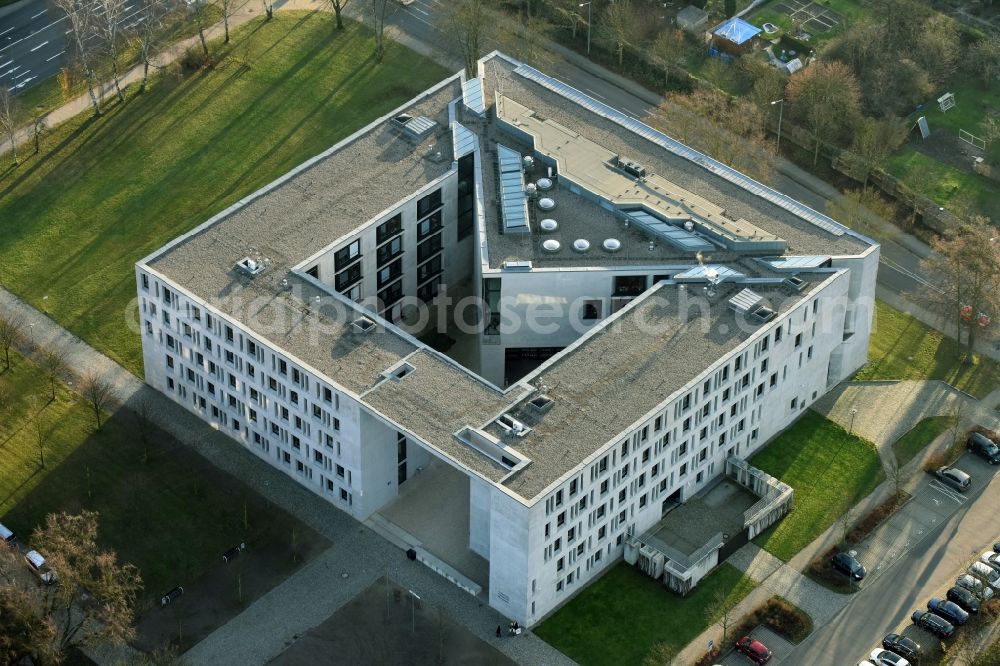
[967,433,1000,464]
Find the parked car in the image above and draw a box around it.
[24,550,56,585]
[969,562,1000,591]
[956,574,995,600]
[947,585,981,614]
[995,543,1000,553]
[0,522,15,547]
[911,610,955,638]
[831,552,867,581]
[928,597,969,626]
[735,636,772,664]
[934,467,971,492]
[980,550,1000,573]
[869,648,911,666]
[967,432,1000,464]
[882,633,922,661]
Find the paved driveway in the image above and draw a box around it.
[718,627,796,666]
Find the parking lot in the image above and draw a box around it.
[850,454,994,589]
[717,626,796,666]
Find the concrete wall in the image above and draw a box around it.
[469,476,492,560]
[357,411,401,520]
[489,488,532,624]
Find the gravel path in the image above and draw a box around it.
[0,288,574,666]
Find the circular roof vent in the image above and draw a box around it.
[540,218,558,233]
[573,239,591,253]
[525,182,538,196]
[603,238,622,253]
[536,177,553,191]
[684,220,695,232]
[542,239,561,253]
[538,197,556,211]
[523,155,535,170]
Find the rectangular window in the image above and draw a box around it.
[417,255,443,284]
[613,275,647,297]
[417,189,442,218]
[378,280,404,310]
[141,274,149,290]
[376,236,404,267]
[377,259,402,288]
[417,233,442,263]
[581,299,602,321]
[334,240,361,271]
[417,210,442,240]
[335,263,362,292]
[417,276,441,303]
[376,214,403,245]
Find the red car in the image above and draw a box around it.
[735,636,772,664]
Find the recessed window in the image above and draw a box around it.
[377,259,402,288]
[416,189,442,218]
[582,299,602,321]
[417,210,442,240]
[377,236,404,267]
[376,214,403,245]
[335,263,362,292]
[334,240,361,271]
[613,276,647,297]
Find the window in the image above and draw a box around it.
[417,210,442,240]
[775,327,783,342]
[613,275,646,297]
[334,240,361,270]
[377,259,402,288]
[457,154,475,240]
[417,233,442,263]
[376,214,403,245]
[335,263,362,292]
[377,236,404,267]
[794,332,802,349]
[378,280,403,310]
[416,189,442,218]
[417,276,441,303]
[417,255,442,284]
[582,299,602,321]
[141,274,149,290]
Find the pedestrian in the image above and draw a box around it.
[496,625,501,638]
[508,621,515,635]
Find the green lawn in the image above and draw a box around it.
[535,562,756,666]
[892,415,957,467]
[0,350,325,600]
[885,148,1000,223]
[858,300,1000,399]
[0,13,447,376]
[747,0,867,46]
[750,411,884,561]
[917,74,1000,163]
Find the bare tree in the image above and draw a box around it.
[262,0,273,20]
[38,347,68,402]
[446,0,489,78]
[886,455,903,500]
[0,547,59,665]
[0,311,25,370]
[547,0,585,38]
[705,588,737,643]
[31,115,46,154]
[191,0,211,57]
[918,218,1000,356]
[851,117,906,191]
[135,0,177,93]
[33,407,47,468]
[371,0,394,63]
[642,641,678,666]
[0,86,19,165]
[650,29,687,88]
[53,0,103,116]
[600,0,635,68]
[81,372,115,429]
[969,33,1000,90]
[29,511,143,655]
[133,397,155,462]
[0,381,11,414]
[217,0,246,43]
[825,189,897,237]
[329,0,350,30]
[786,61,862,166]
[838,505,857,546]
[94,0,130,104]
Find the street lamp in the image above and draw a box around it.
[849,408,858,436]
[579,2,592,56]
[770,98,784,154]
[408,589,421,634]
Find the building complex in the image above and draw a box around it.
[137,53,879,627]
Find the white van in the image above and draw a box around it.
[24,550,56,585]
[0,522,15,547]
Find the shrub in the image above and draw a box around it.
[848,492,910,544]
[730,596,814,645]
[807,547,858,593]
[970,425,1000,446]
[181,46,210,72]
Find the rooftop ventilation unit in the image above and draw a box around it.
[495,413,532,437]
[523,155,535,172]
[527,394,555,415]
[573,239,591,253]
[352,317,376,334]
[384,361,415,381]
[236,256,266,276]
[538,197,556,211]
[603,238,622,253]
[501,260,533,271]
[542,239,561,253]
[784,276,806,292]
[539,218,558,233]
[616,156,647,179]
[392,114,438,142]
[728,288,776,324]
[536,177,553,191]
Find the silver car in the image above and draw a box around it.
[934,466,971,492]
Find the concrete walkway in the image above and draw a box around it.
[0,295,574,665]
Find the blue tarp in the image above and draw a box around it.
[713,17,761,45]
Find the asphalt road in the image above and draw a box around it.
[790,453,1000,666]
[388,0,928,299]
[0,0,151,94]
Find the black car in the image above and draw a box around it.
[967,432,1000,464]
[911,610,955,638]
[882,633,922,662]
[928,597,969,626]
[947,585,981,614]
[830,552,867,581]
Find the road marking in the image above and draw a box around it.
[584,87,608,101]
[46,50,65,62]
[14,68,31,79]
[29,41,49,52]
[412,6,428,15]
[0,27,13,37]
[31,8,48,19]
[929,480,966,504]
[0,60,11,69]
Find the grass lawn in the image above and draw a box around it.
[747,0,867,46]
[0,13,447,376]
[534,562,756,666]
[892,415,958,467]
[0,349,326,608]
[750,410,883,561]
[885,148,1000,223]
[916,74,1000,164]
[858,300,1000,399]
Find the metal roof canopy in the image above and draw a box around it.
[452,122,478,159]
[674,265,744,282]
[622,209,715,252]
[497,143,530,233]
[713,17,762,45]
[759,256,831,271]
[728,288,764,314]
[463,78,486,116]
